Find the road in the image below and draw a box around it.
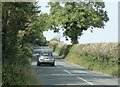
[31,46,118,85]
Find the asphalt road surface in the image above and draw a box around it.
[31,46,118,85]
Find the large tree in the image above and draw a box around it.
[2,2,48,86]
[48,2,109,44]
[2,2,48,58]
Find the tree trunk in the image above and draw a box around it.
[71,35,78,44]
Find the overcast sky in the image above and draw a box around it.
[38,0,119,44]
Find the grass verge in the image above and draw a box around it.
[49,41,119,77]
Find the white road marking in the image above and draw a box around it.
[57,66,61,68]
[63,70,71,74]
[77,76,94,85]
[63,69,94,85]
[31,62,37,65]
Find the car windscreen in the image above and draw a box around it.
[41,52,52,56]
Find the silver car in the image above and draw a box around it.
[37,51,55,66]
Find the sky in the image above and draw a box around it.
[37,0,119,44]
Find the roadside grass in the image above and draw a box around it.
[48,41,72,59]
[2,44,41,86]
[49,41,119,77]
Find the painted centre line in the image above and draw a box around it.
[63,69,94,85]
[63,70,71,74]
[77,76,94,85]
[56,66,61,68]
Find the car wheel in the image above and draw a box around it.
[51,63,54,66]
[37,62,40,66]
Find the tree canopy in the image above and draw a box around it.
[2,2,48,58]
[48,2,109,44]
[2,2,48,86]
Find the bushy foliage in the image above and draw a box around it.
[2,2,47,86]
[49,41,119,77]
